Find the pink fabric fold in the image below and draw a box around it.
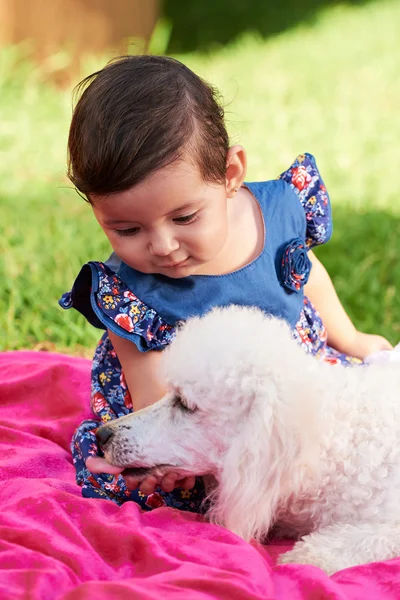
[1,351,400,599]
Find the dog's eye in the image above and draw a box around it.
[172,394,196,413]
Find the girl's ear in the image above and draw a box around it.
[225,145,247,197]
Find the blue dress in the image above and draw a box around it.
[60,153,362,511]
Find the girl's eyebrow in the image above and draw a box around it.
[103,218,138,226]
[167,200,203,216]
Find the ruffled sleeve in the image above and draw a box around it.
[278,153,332,249]
[59,262,176,352]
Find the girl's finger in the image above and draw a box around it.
[160,472,178,493]
[123,475,140,490]
[85,456,124,475]
[139,476,158,495]
[179,476,196,490]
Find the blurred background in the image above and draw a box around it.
[1,0,399,355]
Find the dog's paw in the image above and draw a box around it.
[277,543,342,575]
[277,545,319,568]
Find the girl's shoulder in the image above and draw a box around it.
[247,153,333,250]
[277,152,333,249]
[59,259,176,353]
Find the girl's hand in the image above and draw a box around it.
[123,472,196,494]
[85,456,196,494]
[345,331,393,360]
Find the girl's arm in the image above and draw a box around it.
[304,251,392,359]
[87,331,196,494]
[109,332,167,412]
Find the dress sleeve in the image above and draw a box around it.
[278,153,333,249]
[59,262,176,352]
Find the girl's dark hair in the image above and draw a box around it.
[67,55,229,199]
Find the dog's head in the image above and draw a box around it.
[97,306,291,471]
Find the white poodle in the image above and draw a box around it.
[96,306,400,574]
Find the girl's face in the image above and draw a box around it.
[91,159,232,278]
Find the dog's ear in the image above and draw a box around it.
[206,380,321,542]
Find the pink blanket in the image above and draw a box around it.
[1,352,400,599]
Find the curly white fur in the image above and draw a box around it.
[98,306,400,574]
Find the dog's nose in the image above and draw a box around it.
[96,425,114,447]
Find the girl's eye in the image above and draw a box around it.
[114,227,140,237]
[173,212,198,225]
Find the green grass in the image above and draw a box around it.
[2,0,400,354]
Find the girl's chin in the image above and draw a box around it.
[156,260,204,278]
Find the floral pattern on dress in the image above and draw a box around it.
[96,263,176,349]
[294,297,362,367]
[278,153,333,248]
[281,238,312,292]
[59,262,176,351]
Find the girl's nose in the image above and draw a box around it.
[149,232,179,256]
